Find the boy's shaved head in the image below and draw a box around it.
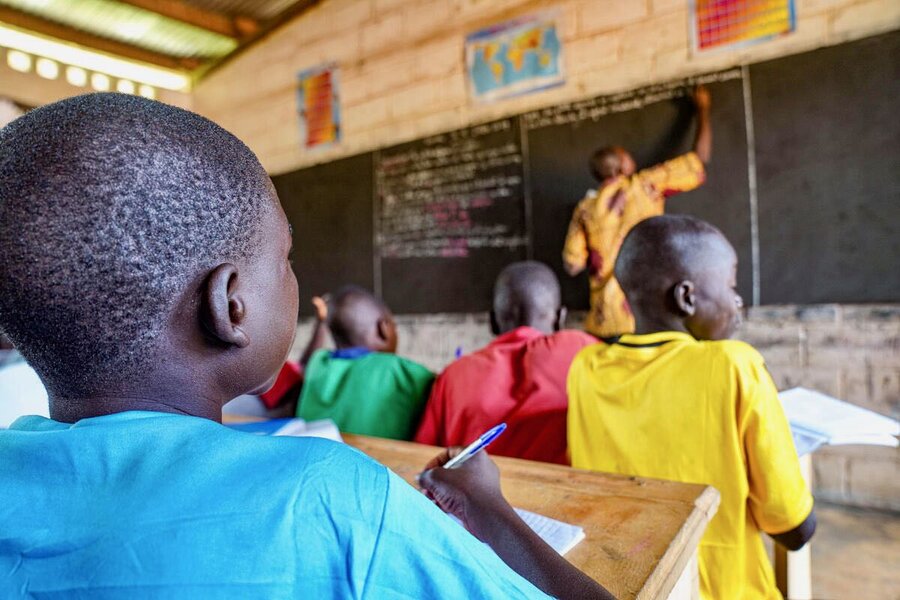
[328,285,396,351]
[0,93,274,396]
[616,215,726,297]
[492,261,563,335]
[616,215,742,340]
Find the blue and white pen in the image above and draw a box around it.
[443,423,507,469]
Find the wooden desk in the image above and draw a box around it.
[343,434,719,600]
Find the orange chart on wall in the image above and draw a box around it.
[297,64,340,150]
[692,0,795,52]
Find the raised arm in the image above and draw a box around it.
[419,449,615,600]
[298,295,330,368]
[692,85,712,164]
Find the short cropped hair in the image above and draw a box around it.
[614,214,725,296]
[589,146,621,182]
[327,285,389,348]
[0,93,273,396]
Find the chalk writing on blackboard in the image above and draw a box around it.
[376,118,527,259]
[521,68,742,130]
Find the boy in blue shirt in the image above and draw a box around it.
[0,93,609,599]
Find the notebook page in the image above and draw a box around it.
[780,387,899,445]
[514,508,586,555]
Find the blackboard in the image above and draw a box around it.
[272,153,375,317]
[524,73,752,310]
[751,31,900,304]
[375,118,528,313]
[272,32,899,315]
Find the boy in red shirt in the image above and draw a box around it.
[415,261,596,464]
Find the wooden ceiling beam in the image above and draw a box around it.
[116,0,259,39]
[200,0,319,80]
[0,7,200,70]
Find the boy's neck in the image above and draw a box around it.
[631,314,692,338]
[49,393,223,424]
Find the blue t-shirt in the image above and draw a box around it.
[0,411,547,598]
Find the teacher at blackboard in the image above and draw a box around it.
[562,86,712,338]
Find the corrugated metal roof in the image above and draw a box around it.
[0,0,316,73]
[0,0,238,59]
[184,0,301,21]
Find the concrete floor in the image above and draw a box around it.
[810,502,900,600]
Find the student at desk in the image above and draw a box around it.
[415,261,596,464]
[0,94,611,599]
[567,215,816,600]
[273,285,434,440]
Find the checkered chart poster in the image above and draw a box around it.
[691,0,796,52]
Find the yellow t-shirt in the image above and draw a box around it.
[562,152,705,337]
[567,332,813,600]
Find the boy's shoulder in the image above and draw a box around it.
[363,351,435,378]
[213,421,394,498]
[700,338,766,368]
[549,329,599,348]
[570,335,765,368]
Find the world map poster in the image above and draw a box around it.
[691,0,796,53]
[465,12,564,104]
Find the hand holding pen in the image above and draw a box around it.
[418,424,508,534]
[418,424,614,599]
[442,423,506,469]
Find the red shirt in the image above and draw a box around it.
[259,361,303,409]
[414,327,597,464]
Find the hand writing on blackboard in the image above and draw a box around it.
[693,85,711,110]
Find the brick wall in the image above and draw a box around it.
[289,304,900,510]
[193,0,900,176]
[740,305,900,511]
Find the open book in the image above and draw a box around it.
[226,417,343,442]
[779,387,899,456]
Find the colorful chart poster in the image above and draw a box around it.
[297,64,340,150]
[691,0,796,52]
[465,12,564,103]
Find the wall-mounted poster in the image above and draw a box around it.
[297,63,340,150]
[691,0,796,53]
[465,12,564,103]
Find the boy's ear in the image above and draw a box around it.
[554,306,567,332]
[489,310,501,336]
[376,317,389,342]
[201,263,250,348]
[376,316,396,344]
[672,280,697,317]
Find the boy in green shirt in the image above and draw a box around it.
[296,285,433,440]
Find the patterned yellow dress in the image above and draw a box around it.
[562,152,706,337]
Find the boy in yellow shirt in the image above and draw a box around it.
[567,215,815,599]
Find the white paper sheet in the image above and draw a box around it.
[780,387,899,456]
[513,508,586,556]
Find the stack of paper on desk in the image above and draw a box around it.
[513,508,586,556]
[227,417,343,442]
[779,387,899,456]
